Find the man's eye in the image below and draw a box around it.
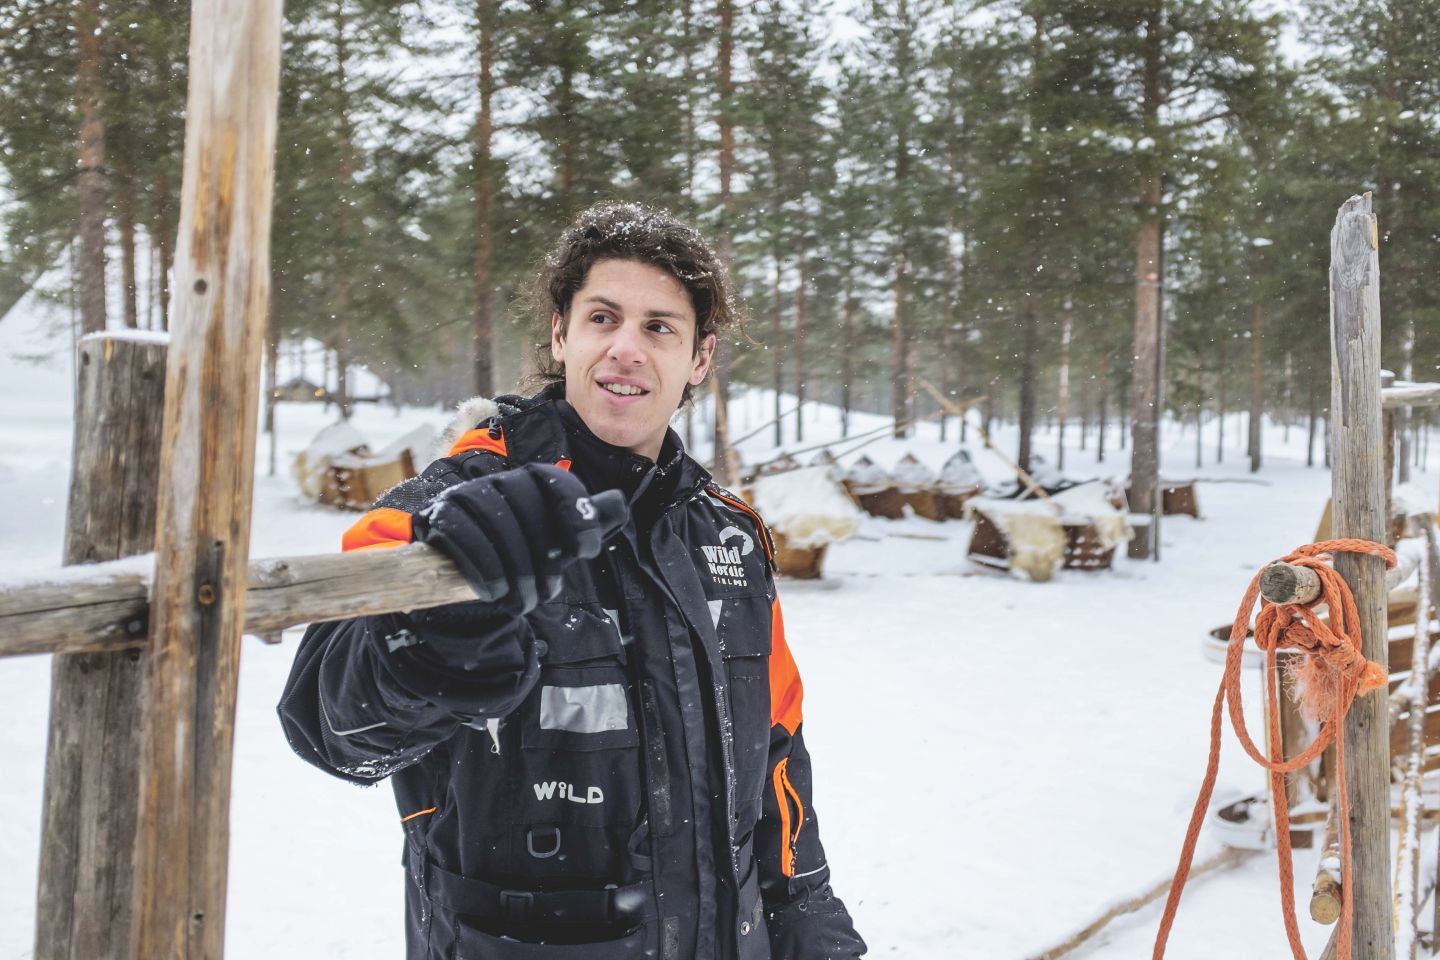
[648,321,674,335]
[591,312,615,324]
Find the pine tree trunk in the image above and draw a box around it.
[1127,1,1163,556]
[1217,363,1226,464]
[939,219,956,444]
[1017,279,1038,473]
[1398,314,1414,483]
[332,0,353,420]
[892,251,910,438]
[1249,301,1264,473]
[794,241,806,443]
[1056,301,1072,471]
[155,167,173,331]
[118,169,139,329]
[472,0,496,398]
[1307,373,1319,468]
[841,258,854,438]
[710,0,736,487]
[75,0,108,335]
[266,334,279,477]
[772,250,783,446]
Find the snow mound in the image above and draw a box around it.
[293,421,370,499]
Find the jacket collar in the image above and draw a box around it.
[490,385,710,508]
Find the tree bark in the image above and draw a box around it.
[1056,301,1073,471]
[118,170,139,329]
[472,0,496,398]
[772,250,784,446]
[841,254,854,438]
[1127,1,1163,557]
[75,0,108,335]
[794,241,806,443]
[1249,301,1264,473]
[710,0,736,487]
[155,167,173,331]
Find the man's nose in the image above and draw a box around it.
[606,322,647,365]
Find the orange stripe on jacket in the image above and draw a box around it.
[447,428,507,458]
[769,597,803,735]
[342,507,414,553]
[706,488,776,564]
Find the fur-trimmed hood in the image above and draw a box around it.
[433,396,500,461]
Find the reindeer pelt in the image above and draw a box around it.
[434,396,500,462]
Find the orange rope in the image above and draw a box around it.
[1153,538,1396,960]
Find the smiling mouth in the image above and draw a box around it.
[599,381,649,397]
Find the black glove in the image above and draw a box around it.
[412,464,627,615]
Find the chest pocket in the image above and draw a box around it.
[712,593,774,821]
[511,599,641,830]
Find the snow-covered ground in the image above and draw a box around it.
[2,289,1434,960]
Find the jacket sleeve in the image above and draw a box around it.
[756,594,867,959]
[277,449,540,785]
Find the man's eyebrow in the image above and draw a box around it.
[582,295,687,321]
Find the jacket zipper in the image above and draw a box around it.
[772,757,804,877]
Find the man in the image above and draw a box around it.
[279,203,866,960]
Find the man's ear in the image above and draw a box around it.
[550,312,565,364]
[689,333,716,386]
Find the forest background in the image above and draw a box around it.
[1,0,1436,506]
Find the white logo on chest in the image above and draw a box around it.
[532,781,605,804]
[701,526,753,587]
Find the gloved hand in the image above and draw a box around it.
[412,463,627,615]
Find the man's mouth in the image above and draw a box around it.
[598,380,650,397]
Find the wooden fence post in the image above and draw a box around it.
[35,334,166,959]
[128,2,282,957]
[1328,192,1394,959]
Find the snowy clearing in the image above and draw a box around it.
[2,292,1430,959]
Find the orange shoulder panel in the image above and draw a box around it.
[447,428,507,459]
[342,507,414,553]
[769,597,804,735]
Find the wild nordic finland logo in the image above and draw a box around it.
[700,526,753,587]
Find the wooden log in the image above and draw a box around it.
[129,3,283,957]
[1312,796,1343,924]
[1027,847,1255,960]
[35,335,166,960]
[1382,382,1440,409]
[0,543,477,659]
[1260,561,1324,606]
[1327,192,1394,960]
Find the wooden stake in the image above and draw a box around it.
[35,334,166,960]
[1328,192,1394,960]
[129,3,282,957]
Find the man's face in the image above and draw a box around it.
[551,258,715,461]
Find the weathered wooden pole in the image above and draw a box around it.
[35,333,167,960]
[1328,192,1393,960]
[129,1,283,957]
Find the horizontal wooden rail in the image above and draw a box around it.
[1382,382,1440,408]
[0,544,472,659]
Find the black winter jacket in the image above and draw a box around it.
[278,390,866,960]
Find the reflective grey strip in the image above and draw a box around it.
[320,691,388,737]
[539,683,629,733]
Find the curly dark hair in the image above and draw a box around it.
[529,202,743,405]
